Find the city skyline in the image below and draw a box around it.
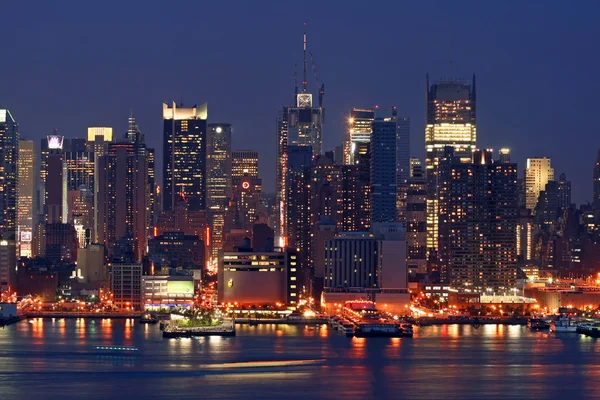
[0,1,598,204]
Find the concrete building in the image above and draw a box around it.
[148,232,204,270]
[525,157,554,212]
[111,262,142,310]
[406,163,427,275]
[142,275,195,309]
[0,240,16,293]
[324,233,379,290]
[76,244,106,285]
[218,248,298,307]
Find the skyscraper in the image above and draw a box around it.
[96,142,148,262]
[163,102,208,212]
[370,107,398,224]
[17,140,36,257]
[594,150,600,214]
[557,173,571,214]
[425,75,476,253]
[396,117,410,223]
[345,108,375,164]
[525,157,554,212]
[438,149,518,292]
[406,163,427,275]
[231,150,261,231]
[207,124,232,260]
[0,109,19,241]
[276,32,324,246]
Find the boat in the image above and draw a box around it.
[340,322,354,337]
[577,323,600,337]
[400,323,414,337]
[139,312,158,324]
[354,322,402,337]
[550,317,578,333]
[94,346,138,352]
[527,318,550,330]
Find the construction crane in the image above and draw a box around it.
[309,51,325,108]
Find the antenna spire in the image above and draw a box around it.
[302,23,307,93]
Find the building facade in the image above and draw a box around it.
[425,76,476,253]
[17,140,36,257]
[525,157,554,212]
[370,108,398,224]
[162,102,208,212]
[0,109,19,241]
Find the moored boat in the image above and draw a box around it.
[528,318,550,330]
[400,323,414,337]
[354,322,402,338]
[139,312,158,324]
[550,317,577,333]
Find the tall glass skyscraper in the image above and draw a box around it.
[425,75,476,253]
[163,102,208,212]
[17,139,36,257]
[370,107,398,224]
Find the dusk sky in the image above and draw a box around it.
[1,0,598,203]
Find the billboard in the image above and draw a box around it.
[20,231,32,242]
[47,135,64,149]
[167,280,194,295]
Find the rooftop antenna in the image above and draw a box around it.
[302,22,307,93]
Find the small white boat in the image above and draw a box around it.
[550,317,578,333]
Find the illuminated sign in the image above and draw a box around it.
[228,279,233,288]
[216,126,222,133]
[241,181,251,190]
[167,280,193,294]
[20,231,32,242]
[47,135,64,149]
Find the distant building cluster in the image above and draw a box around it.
[0,32,599,313]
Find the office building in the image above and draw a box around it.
[0,109,19,241]
[525,157,554,212]
[111,262,142,310]
[354,142,371,231]
[438,149,518,292]
[156,195,208,238]
[345,108,375,164]
[43,222,78,262]
[163,102,208,212]
[96,142,148,262]
[232,150,258,187]
[207,124,232,260]
[218,248,298,306]
[284,145,312,254]
[276,32,324,246]
[230,150,261,230]
[17,140,36,257]
[425,76,476,253]
[370,107,398,224]
[406,163,427,275]
[148,231,204,270]
[594,150,600,214]
[516,208,534,263]
[324,233,379,289]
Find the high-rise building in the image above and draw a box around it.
[354,142,371,231]
[0,109,19,241]
[230,150,261,230]
[370,107,398,224]
[276,32,324,246]
[594,150,600,214]
[207,124,232,260]
[406,163,427,275]
[425,76,476,253]
[162,102,208,212]
[324,232,379,290]
[96,142,148,262]
[557,173,571,213]
[232,150,258,187]
[396,117,410,223]
[345,108,375,164]
[17,140,36,257]
[0,240,16,293]
[42,133,66,224]
[516,208,533,263]
[409,158,421,177]
[525,157,554,212]
[438,149,518,292]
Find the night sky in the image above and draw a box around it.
[1,0,598,204]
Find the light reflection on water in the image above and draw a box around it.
[0,320,599,399]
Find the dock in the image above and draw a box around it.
[162,319,236,338]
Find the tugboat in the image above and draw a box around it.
[139,312,159,324]
[527,317,550,330]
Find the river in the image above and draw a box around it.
[0,318,599,399]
